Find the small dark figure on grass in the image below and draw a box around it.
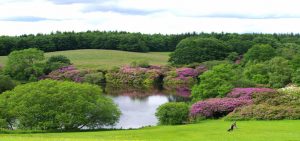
[227,121,237,132]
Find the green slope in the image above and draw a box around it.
[2,120,300,141]
[0,49,170,69]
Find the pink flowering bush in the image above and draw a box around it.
[163,66,206,86]
[227,88,276,100]
[46,66,92,83]
[190,87,277,119]
[105,65,162,87]
[190,98,252,118]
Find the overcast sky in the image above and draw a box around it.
[1,0,300,35]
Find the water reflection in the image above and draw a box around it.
[102,84,190,129]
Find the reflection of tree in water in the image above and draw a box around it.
[103,84,191,101]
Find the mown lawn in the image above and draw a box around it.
[0,49,170,69]
[1,120,300,141]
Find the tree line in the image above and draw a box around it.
[2,31,300,55]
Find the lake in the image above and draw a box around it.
[103,85,191,129]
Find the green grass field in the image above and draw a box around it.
[1,120,300,141]
[0,49,170,69]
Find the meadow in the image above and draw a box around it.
[1,120,300,141]
[0,49,170,69]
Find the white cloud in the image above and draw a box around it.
[0,0,300,35]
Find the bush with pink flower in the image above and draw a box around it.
[163,66,207,87]
[46,66,94,83]
[105,65,162,87]
[190,98,252,119]
[190,87,276,119]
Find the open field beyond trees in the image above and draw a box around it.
[0,49,170,69]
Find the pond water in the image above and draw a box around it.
[103,85,191,129]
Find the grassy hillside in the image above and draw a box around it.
[2,120,300,141]
[0,49,170,69]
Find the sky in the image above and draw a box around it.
[1,0,300,35]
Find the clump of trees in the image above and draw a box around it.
[4,48,71,82]
[0,79,120,130]
[169,38,231,65]
[2,31,300,56]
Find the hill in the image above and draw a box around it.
[0,49,170,69]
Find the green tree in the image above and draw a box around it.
[243,44,276,63]
[192,63,237,101]
[0,79,120,130]
[5,48,45,81]
[169,38,230,65]
[244,57,292,88]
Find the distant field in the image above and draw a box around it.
[0,49,170,69]
[1,120,300,141]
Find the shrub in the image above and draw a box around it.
[46,66,90,83]
[83,72,105,85]
[225,104,300,120]
[227,88,276,100]
[155,102,189,125]
[0,75,15,94]
[105,66,162,87]
[45,55,71,74]
[278,85,300,96]
[190,98,251,119]
[0,79,120,130]
[130,60,150,68]
[163,67,204,86]
[225,89,300,120]
[169,38,230,65]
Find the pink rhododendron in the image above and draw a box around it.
[190,98,252,118]
[227,88,276,99]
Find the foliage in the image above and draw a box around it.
[0,75,15,94]
[190,98,251,119]
[105,66,162,87]
[226,52,239,62]
[169,38,230,65]
[46,66,91,83]
[226,90,300,120]
[191,63,238,101]
[155,102,189,125]
[252,36,280,48]
[45,55,71,73]
[163,67,205,86]
[227,88,276,99]
[4,48,45,81]
[225,104,300,120]
[243,57,293,88]
[278,85,300,96]
[276,43,300,60]
[83,72,105,85]
[130,60,150,68]
[0,79,120,130]
[243,44,276,63]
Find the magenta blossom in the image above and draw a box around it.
[227,88,276,100]
[190,98,252,118]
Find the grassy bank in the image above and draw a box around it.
[0,49,170,69]
[1,120,300,141]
